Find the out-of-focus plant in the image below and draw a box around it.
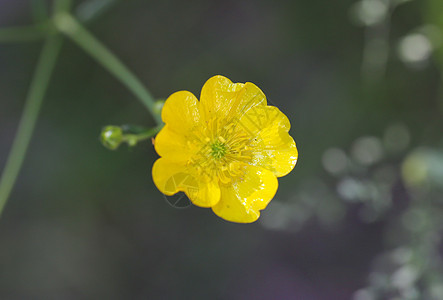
[426,0,443,115]
[0,0,163,217]
[352,146,443,300]
[261,120,443,298]
[349,0,414,84]
[262,0,443,296]
[426,0,443,63]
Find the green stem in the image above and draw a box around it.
[123,125,162,146]
[0,23,50,43]
[0,35,63,217]
[100,124,161,150]
[54,13,163,125]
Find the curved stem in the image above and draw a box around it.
[0,35,63,216]
[54,13,163,125]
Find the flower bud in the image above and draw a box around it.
[100,126,123,150]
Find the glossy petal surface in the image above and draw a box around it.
[212,166,278,223]
[161,91,201,134]
[152,75,298,223]
[237,105,298,176]
[152,158,221,207]
[154,125,195,163]
[200,76,266,122]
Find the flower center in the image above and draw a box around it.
[210,139,227,160]
[188,122,255,184]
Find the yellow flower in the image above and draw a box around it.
[152,75,298,223]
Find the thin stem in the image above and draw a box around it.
[54,13,163,125]
[0,23,50,43]
[0,35,63,216]
[123,125,163,145]
[100,124,161,150]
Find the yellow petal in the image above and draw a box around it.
[154,125,195,162]
[199,75,266,123]
[161,91,201,134]
[189,179,221,208]
[252,136,298,177]
[212,166,278,223]
[235,104,289,137]
[236,105,298,177]
[152,158,221,207]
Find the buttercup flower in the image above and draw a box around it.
[152,75,298,223]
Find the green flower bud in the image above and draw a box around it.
[100,126,123,150]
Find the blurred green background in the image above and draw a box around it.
[1,0,443,299]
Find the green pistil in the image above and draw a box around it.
[211,140,227,160]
